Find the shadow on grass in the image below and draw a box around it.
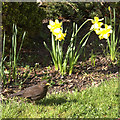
[36,96,77,106]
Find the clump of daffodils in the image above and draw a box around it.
[48,19,66,41]
[90,17,112,40]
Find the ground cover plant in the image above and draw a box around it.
[1,2,120,119]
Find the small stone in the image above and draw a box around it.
[68,83,74,89]
[67,79,73,83]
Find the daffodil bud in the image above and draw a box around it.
[108,6,111,12]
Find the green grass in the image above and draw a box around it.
[2,78,119,118]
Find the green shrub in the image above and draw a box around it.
[2,2,46,50]
[43,2,120,22]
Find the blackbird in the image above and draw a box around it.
[9,80,50,100]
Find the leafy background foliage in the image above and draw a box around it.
[42,2,120,22]
[2,2,120,57]
[2,2,46,51]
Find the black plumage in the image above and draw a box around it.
[9,80,50,100]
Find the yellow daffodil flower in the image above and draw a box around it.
[97,24,112,39]
[55,30,66,41]
[48,19,66,41]
[52,28,61,35]
[48,19,62,33]
[90,17,104,31]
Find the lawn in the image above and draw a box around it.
[2,78,119,118]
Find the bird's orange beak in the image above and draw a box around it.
[46,83,50,86]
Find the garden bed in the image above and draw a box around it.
[2,54,119,97]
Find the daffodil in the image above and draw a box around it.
[91,17,104,23]
[55,30,66,41]
[90,17,104,31]
[97,24,112,39]
[48,19,62,33]
[52,28,61,36]
[47,19,66,41]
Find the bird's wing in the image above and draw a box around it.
[22,85,44,98]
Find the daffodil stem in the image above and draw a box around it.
[74,19,92,38]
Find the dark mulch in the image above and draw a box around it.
[2,55,119,98]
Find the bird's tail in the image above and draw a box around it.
[9,91,24,98]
